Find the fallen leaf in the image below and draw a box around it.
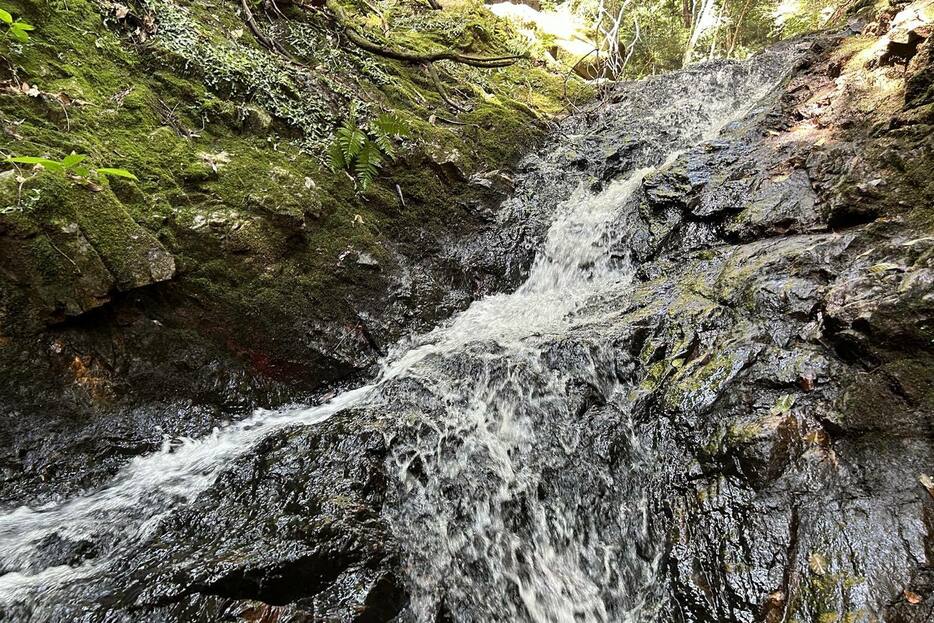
[808,552,828,576]
[869,262,902,274]
[198,151,231,173]
[798,372,816,391]
[904,590,922,605]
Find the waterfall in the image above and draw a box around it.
[0,50,796,622]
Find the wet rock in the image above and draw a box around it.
[724,169,820,240]
[906,36,934,108]
[468,169,515,196]
[98,413,406,622]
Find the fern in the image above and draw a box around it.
[329,111,410,191]
[336,119,365,160]
[328,140,347,172]
[354,142,382,191]
[374,113,408,139]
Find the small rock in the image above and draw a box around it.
[356,252,380,269]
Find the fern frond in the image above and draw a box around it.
[374,132,396,160]
[355,140,383,190]
[336,119,366,161]
[328,140,347,172]
[374,113,409,139]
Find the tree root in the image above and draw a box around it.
[426,62,467,112]
[327,1,526,68]
[240,0,304,65]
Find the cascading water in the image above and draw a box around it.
[0,49,799,622]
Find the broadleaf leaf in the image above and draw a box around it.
[7,156,65,171]
[95,167,139,180]
[62,153,88,169]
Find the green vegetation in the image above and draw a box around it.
[0,0,591,360]
[6,153,137,184]
[329,111,409,190]
[499,0,869,79]
[0,5,32,42]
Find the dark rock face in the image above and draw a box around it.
[0,412,407,622]
[604,14,934,621]
[127,414,406,622]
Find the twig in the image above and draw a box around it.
[395,183,406,208]
[55,97,70,131]
[563,48,598,102]
[48,238,79,271]
[362,0,388,31]
[434,115,475,126]
[240,0,304,65]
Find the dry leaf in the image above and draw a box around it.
[808,553,828,576]
[198,151,231,173]
[904,590,922,605]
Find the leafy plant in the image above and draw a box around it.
[6,152,139,182]
[329,111,409,190]
[0,6,34,42]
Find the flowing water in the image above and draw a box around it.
[0,51,798,622]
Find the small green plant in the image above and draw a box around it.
[329,111,409,190]
[0,7,34,42]
[6,153,139,181]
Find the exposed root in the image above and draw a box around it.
[327,1,526,68]
[240,0,304,65]
[426,62,468,112]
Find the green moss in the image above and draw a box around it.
[0,0,591,369]
[789,556,866,623]
[665,351,739,411]
[727,421,764,444]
